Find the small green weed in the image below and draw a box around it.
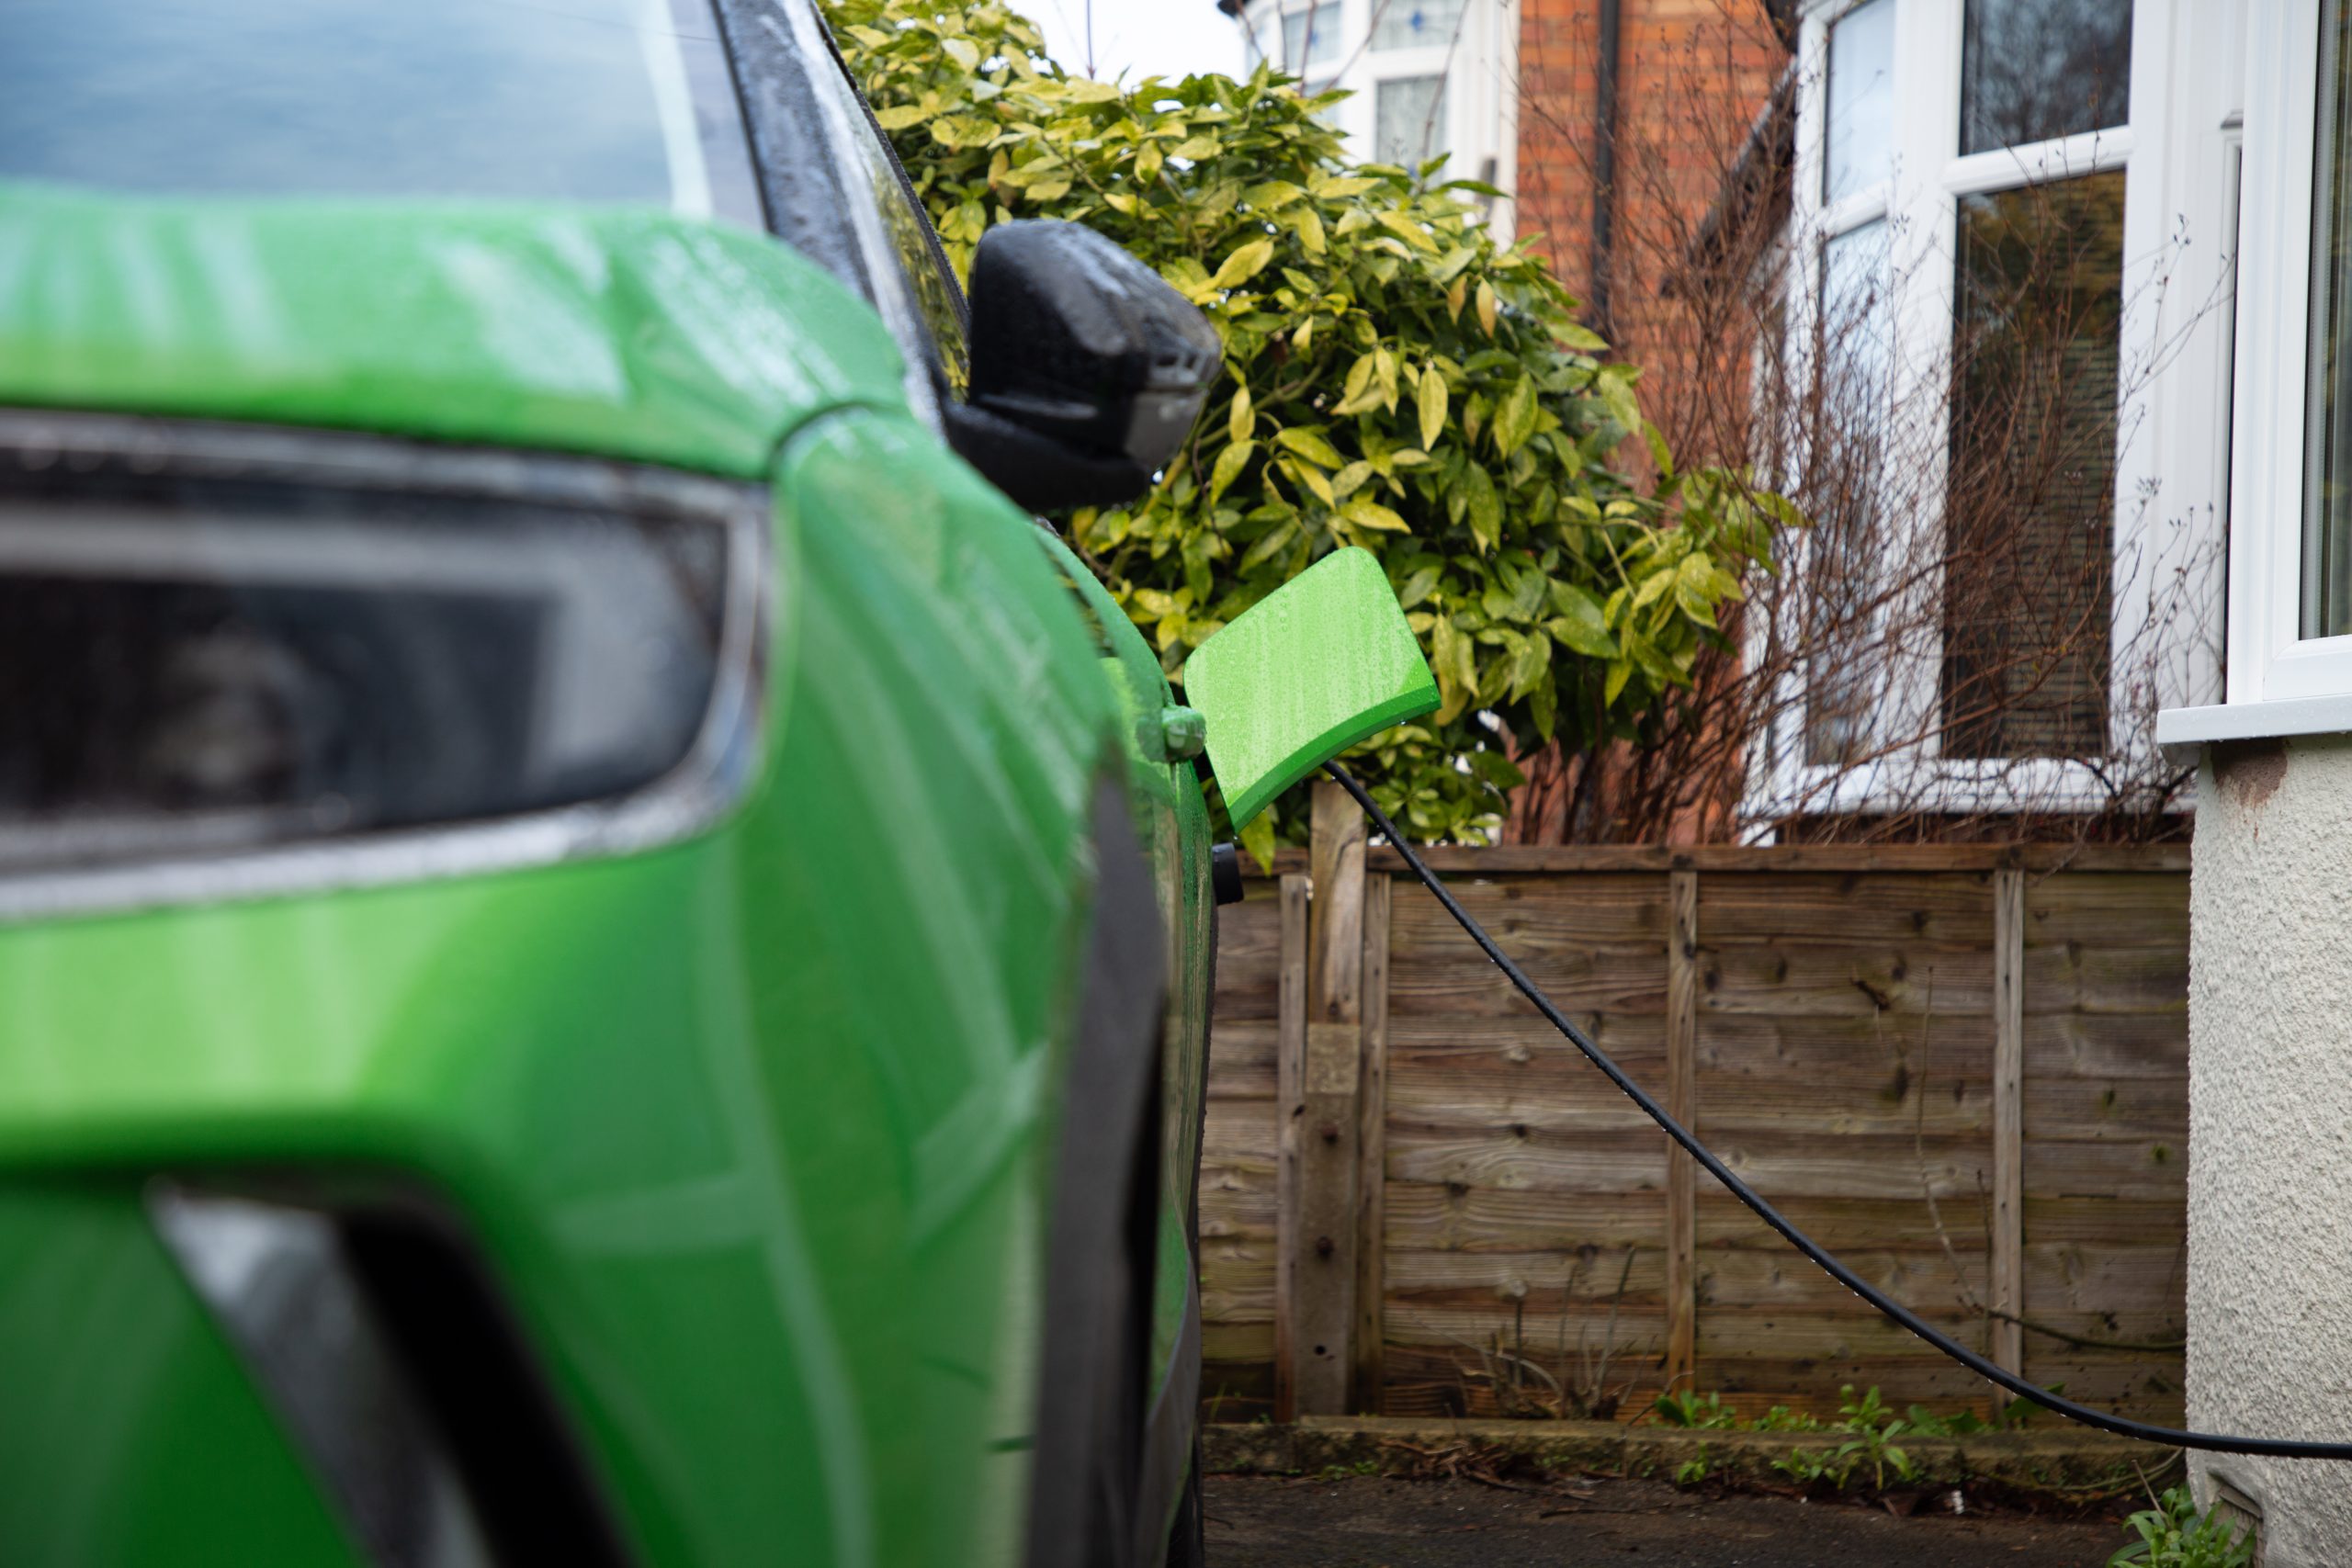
[1672,1445,1713,1487]
[1907,1391,2048,1437]
[1758,1386,1921,1492]
[1646,1382,2103,1497]
[1649,1390,1739,1430]
[1836,1385,1917,1489]
[1770,1446,1854,1490]
[1748,1404,1824,1433]
[1905,1404,1989,1438]
[1315,1460,1380,1481]
[2108,1486,2255,1568]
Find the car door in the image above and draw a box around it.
[713,3,1215,1557]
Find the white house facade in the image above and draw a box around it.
[2154,0,2352,1555]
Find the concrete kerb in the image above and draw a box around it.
[1204,1416,2175,1497]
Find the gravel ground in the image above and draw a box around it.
[1205,1474,2130,1567]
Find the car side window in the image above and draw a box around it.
[791,3,970,397]
[829,63,972,396]
[710,0,973,421]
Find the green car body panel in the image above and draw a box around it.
[0,1183,366,1566]
[0,185,1218,1566]
[0,181,909,477]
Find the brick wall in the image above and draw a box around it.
[1514,0,1790,460]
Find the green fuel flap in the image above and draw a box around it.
[1179,547,1440,829]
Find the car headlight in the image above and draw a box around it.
[0,412,766,916]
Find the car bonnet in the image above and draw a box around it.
[0,179,910,478]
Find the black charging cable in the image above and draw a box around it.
[1321,760,2352,1461]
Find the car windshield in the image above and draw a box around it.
[0,0,759,223]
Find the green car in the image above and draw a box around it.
[0,3,1442,1564]
[0,0,1239,1563]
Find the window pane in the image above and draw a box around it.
[1824,0,1894,206]
[1942,173,2125,758]
[1375,75,1449,169]
[800,16,971,395]
[1807,220,1893,765]
[1283,6,1341,68]
[2306,0,2352,636]
[795,4,968,400]
[1372,0,1466,52]
[1960,0,2132,155]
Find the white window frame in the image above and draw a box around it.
[1759,0,2239,818]
[2222,0,2348,705]
[2154,0,2352,750]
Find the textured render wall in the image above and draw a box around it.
[2188,736,2352,1562]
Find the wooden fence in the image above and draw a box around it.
[1198,783,2190,1426]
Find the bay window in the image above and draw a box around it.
[1769,0,2240,815]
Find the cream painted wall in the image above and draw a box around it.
[2188,735,2352,1562]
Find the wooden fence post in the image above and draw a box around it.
[1664,870,1699,1393]
[1990,868,2027,1383]
[1276,782,1367,1417]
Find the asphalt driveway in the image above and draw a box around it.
[1205,1474,2130,1567]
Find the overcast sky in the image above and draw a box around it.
[1030,0,1245,85]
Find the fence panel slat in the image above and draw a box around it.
[1271,873,1309,1422]
[1993,869,2027,1381]
[1353,871,1391,1412]
[1665,870,1698,1394]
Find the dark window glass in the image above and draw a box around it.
[2306,0,2352,636]
[1941,172,2125,758]
[1960,0,2132,155]
[0,468,729,874]
[799,8,971,393]
[864,160,973,397]
[0,0,760,224]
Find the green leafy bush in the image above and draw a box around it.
[827,0,1777,852]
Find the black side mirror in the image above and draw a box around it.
[944,220,1221,513]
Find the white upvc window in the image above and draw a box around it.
[2163,0,2352,747]
[1235,0,1520,241]
[1282,4,1344,71]
[1761,0,2242,816]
